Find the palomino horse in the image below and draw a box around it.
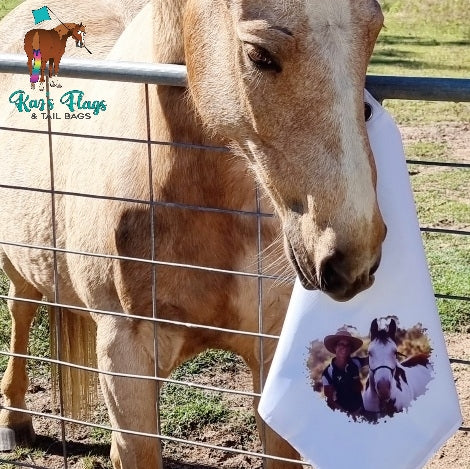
[363,319,433,417]
[0,0,386,467]
[24,23,86,90]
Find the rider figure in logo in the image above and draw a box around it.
[322,330,367,415]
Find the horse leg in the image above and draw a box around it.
[39,61,46,91]
[48,59,55,87]
[0,263,42,450]
[27,53,35,90]
[94,315,162,469]
[53,60,61,88]
[26,54,33,78]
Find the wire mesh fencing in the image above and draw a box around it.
[0,56,469,468]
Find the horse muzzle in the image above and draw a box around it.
[286,237,380,301]
[376,379,392,401]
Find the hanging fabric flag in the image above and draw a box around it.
[258,90,462,469]
[32,6,51,25]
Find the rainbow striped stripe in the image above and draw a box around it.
[30,49,41,83]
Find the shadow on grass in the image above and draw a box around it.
[28,435,238,469]
[370,34,470,73]
[35,434,110,458]
[370,54,470,73]
[378,35,469,47]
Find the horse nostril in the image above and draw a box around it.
[320,251,347,291]
[289,199,304,215]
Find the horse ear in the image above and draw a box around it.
[370,318,379,340]
[388,319,397,341]
[79,22,82,27]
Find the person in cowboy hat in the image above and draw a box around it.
[322,329,367,415]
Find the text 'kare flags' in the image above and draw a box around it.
[32,6,51,24]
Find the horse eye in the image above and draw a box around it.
[246,44,282,73]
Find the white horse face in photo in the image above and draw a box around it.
[368,318,398,401]
[368,336,398,400]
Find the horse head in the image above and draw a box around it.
[72,23,86,48]
[368,318,399,402]
[183,0,387,301]
[53,23,86,48]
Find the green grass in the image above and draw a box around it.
[0,273,51,375]
[367,0,470,331]
[0,446,49,468]
[160,350,242,438]
[369,0,470,125]
[411,169,470,225]
[370,0,470,78]
[171,349,243,379]
[424,233,470,331]
[160,384,230,439]
[406,142,448,162]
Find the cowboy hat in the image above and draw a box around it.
[324,330,363,354]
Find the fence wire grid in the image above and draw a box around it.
[0,57,469,469]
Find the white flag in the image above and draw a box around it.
[258,90,462,469]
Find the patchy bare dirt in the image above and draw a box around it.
[400,122,470,163]
[1,332,468,469]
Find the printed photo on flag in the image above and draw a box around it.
[306,316,433,424]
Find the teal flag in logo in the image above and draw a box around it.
[32,6,51,24]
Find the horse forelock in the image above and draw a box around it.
[375,328,392,345]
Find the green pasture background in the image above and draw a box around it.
[0,1,468,465]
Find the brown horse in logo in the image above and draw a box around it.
[24,22,86,90]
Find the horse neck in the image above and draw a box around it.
[152,0,187,63]
[149,0,256,212]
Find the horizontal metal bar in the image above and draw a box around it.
[435,293,470,302]
[0,239,289,284]
[421,227,470,236]
[407,159,470,169]
[0,53,187,86]
[2,54,470,102]
[366,75,470,102]
[0,124,228,153]
[450,358,470,365]
[0,181,273,219]
[0,350,261,399]
[0,292,283,341]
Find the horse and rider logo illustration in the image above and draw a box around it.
[25,5,91,90]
